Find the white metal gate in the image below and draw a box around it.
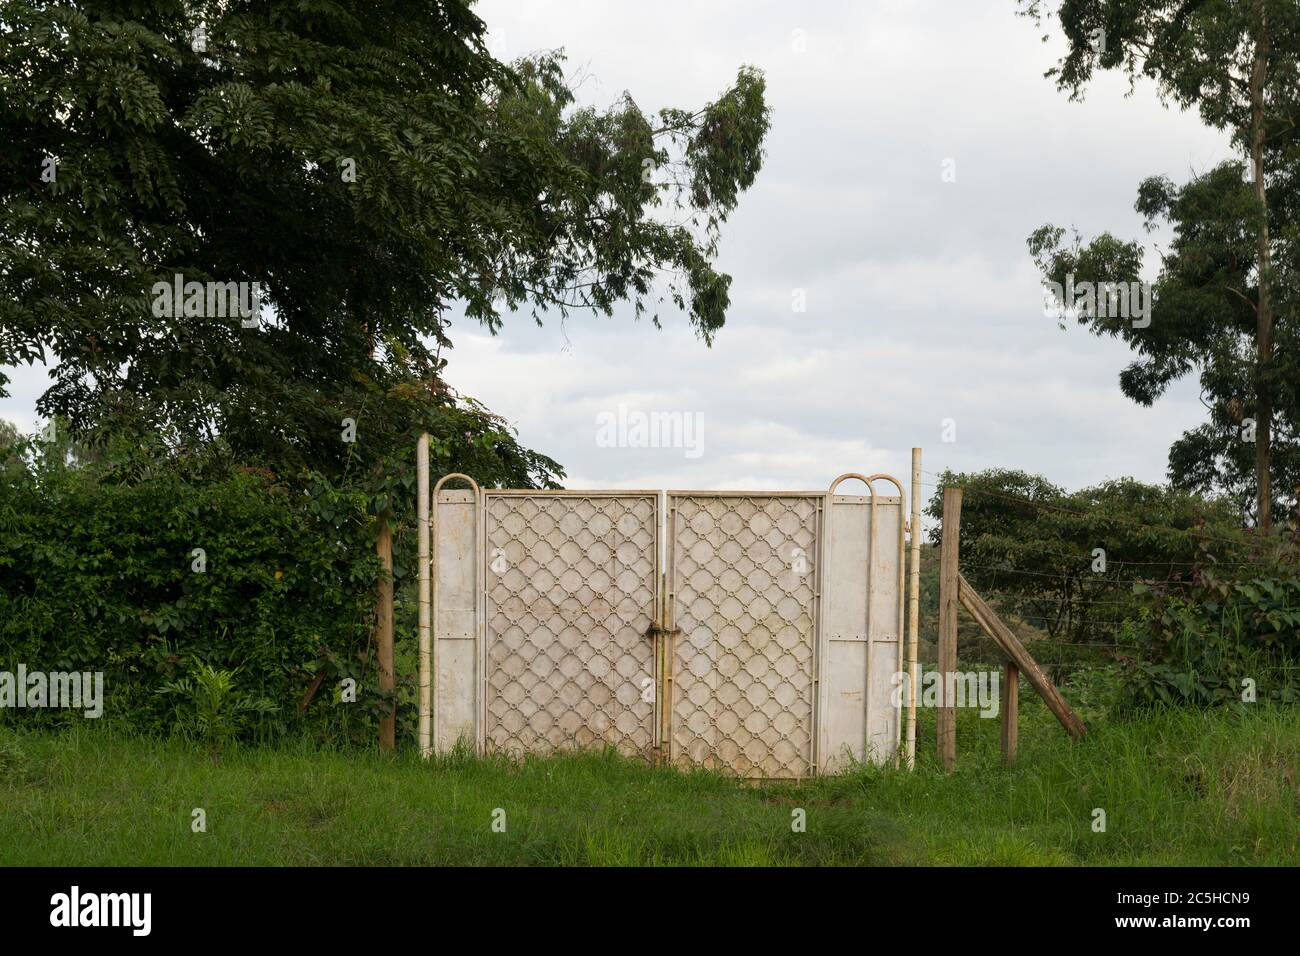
[666,493,820,777]
[425,472,910,778]
[482,492,658,759]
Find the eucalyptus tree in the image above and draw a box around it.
[1020,0,1300,528]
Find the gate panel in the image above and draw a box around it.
[433,487,480,753]
[483,493,659,759]
[668,494,820,778]
[819,491,905,770]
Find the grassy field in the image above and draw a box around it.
[1,687,1296,866]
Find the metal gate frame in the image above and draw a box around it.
[419,459,920,776]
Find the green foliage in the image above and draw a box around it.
[929,467,1300,705]
[0,727,28,777]
[157,662,276,757]
[0,429,379,738]
[0,0,769,484]
[1028,162,1300,519]
[926,468,1250,647]
[0,402,560,744]
[1018,0,1300,142]
[1122,557,1300,709]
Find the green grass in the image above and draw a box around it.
[1,690,1295,865]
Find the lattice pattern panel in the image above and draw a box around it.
[484,494,657,759]
[670,495,819,778]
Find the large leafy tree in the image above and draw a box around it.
[1019,0,1300,529]
[1,0,770,750]
[0,0,770,480]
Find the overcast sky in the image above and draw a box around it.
[446,0,1233,494]
[1,1,1235,495]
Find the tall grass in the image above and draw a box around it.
[1,694,1294,866]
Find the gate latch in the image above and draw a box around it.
[643,623,682,641]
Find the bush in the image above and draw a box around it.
[926,469,1248,649]
[1121,559,1300,709]
[0,435,380,739]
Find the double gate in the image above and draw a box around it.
[428,477,907,778]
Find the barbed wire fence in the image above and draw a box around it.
[909,470,1299,674]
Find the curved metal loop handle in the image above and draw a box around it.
[827,472,878,499]
[827,472,905,501]
[432,472,482,499]
[863,473,904,498]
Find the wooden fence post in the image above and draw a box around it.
[376,513,395,751]
[1001,662,1018,766]
[937,486,961,772]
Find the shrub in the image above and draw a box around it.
[927,469,1248,649]
[157,663,277,759]
[1121,558,1300,709]
[0,435,379,738]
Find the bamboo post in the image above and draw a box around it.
[937,485,961,772]
[1001,662,1018,766]
[417,434,431,758]
[376,513,395,751]
[905,448,922,768]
